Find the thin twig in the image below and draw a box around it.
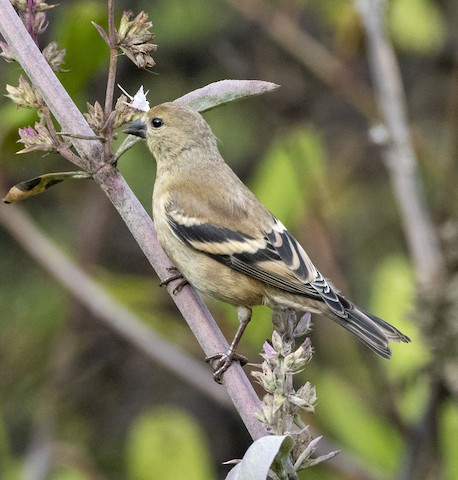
[0,201,231,409]
[355,2,447,479]
[355,0,445,285]
[57,132,105,141]
[226,0,378,120]
[101,0,118,164]
[104,0,117,120]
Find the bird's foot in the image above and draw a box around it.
[205,350,248,384]
[159,267,188,294]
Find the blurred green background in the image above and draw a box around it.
[1,0,458,479]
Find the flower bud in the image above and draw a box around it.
[293,312,313,337]
[117,11,157,69]
[0,41,16,62]
[42,42,66,72]
[17,122,55,154]
[6,75,43,109]
[84,101,104,134]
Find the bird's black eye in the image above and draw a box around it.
[151,117,164,128]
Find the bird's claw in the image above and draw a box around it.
[205,351,248,384]
[159,267,188,294]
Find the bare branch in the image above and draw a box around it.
[355,0,445,285]
[226,0,377,120]
[0,202,230,408]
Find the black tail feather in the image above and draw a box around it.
[326,294,410,358]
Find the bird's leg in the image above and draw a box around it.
[159,266,189,294]
[206,305,252,383]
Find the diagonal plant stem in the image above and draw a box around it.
[355,2,447,479]
[355,0,445,285]
[0,0,268,440]
[0,201,231,408]
[0,199,375,480]
[226,0,378,120]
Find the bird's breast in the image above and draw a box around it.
[152,192,264,306]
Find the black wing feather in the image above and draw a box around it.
[167,210,337,304]
[166,209,410,356]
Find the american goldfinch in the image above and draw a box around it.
[125,102,410,380]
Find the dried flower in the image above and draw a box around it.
[113,95,137,128]
[116,11,157,69]
[6,75,43,109]
[11,0,57,12]
[260,340,278,362]
[11,0,57,40]
[84,101,104,134]
[289,382,316,412]
[284,348,308,373]
[17,122,56,154]
[251,362,277,393]
[271,330,283,354]
[293,313,313,337]
[21,11,48,36]
[42,42,67,72]
[0,41,16,62]
[251,309,337,472]
[256,395,275,425]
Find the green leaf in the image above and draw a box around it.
[316,372,403,472]
[173,80,280,113]
[126,407,215,480]
[441,400,458,479]
[225,435,294,480]
[370,255,429,423]
[52,1,107,97]
[370,255,428,377]
[50,471,86,480]
[251,126,326,228]
[389,0,445,54]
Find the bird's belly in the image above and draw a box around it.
[157,225,264,306]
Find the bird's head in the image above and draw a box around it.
[124,102,218,161]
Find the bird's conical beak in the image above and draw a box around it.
[124,119,147,138]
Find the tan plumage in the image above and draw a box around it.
[125,102,410,379]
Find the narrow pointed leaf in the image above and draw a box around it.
[91,21,110,46]
[3,171,91,203]
[173,80,280,113]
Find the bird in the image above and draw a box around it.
[125,102,410,381]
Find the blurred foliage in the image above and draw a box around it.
[52,1,107,101]
[250,125,326,227]
[317,371,403,473]
[441,400,458,479]
[1,0,458,479]
[389,0,446,54]
[126,407,215,480]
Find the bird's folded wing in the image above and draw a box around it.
[166,205,346,315]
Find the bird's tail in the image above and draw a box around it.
[327,294,410,358]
